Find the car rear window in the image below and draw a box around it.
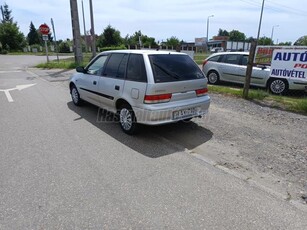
[149,54,205,83]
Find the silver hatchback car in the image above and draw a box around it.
[202,52,307,94]
[69,50,210,134]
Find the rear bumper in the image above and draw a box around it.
[132,95,211,125]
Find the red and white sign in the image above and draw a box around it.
[39,24,50,35]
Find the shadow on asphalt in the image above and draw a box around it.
[67,101,213,158]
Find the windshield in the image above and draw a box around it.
[149,54,205,83]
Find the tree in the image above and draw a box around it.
[0,3,25,51]
[165,36,180,47]
[294,36,307,46]
[218,29,229,36]
[258,36,273,45]
[97,25,123,47]
[124,30,157,47]
[1,3,13,23]
[278,41,292,46]
[27,22,40,45]
[229,30,246,41]
[0,22,25,50]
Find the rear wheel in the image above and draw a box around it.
[207,71,220,84]
[118,104,138,135]
[268,78,288,94]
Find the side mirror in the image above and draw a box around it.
[76,66,86,73]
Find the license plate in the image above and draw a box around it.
[173,107,198,120]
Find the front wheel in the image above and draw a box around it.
[119,104,138,135]
[71,85,82,106]
[268,78,288,95]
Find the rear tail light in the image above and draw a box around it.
[202,60,208,68]
[144,93,172,104]
[196,88,208,97]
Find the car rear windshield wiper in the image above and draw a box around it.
[153,63,182,80]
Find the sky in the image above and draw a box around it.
[5,0,307,44]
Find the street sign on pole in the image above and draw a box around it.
[39,23,50,63]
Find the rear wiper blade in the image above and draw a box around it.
[153,63,181,80]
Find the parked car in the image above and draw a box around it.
[202,52,307,94]
[70,50,210,134]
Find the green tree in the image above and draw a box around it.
[27,21,40,45]
[0,3,25,51]
[229,30,246,41]
[218,29,229,36]
[97,25,123,47]
[1,3,13,23]
[165,36,180,47]
[258,36,273,45]
[278,41,292,46]
[123,30,157,47]
[0,22,25,50]
[294,36,307,46]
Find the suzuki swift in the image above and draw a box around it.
[69,50,210,134]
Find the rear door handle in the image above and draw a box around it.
[115,85,120,90]
[93,81,97,85]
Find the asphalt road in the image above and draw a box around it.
[0,55,306,229]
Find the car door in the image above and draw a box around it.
[239,54,268,87]
[98,53,128,112]
[219,54,243,83]
[77,55,108,106]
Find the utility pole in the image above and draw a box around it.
[50,18,59,62]
[243,40,257,99]
[89,0,96,58]
[243,0,265,99]
[70,0,83,64]
[81,0,88,53]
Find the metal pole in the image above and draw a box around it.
[44,40,49,62]
[89,0,96,58]
[270,25,279,45]
[206,15,214,52]
[256,0,265,41]
[81,0,88,53]
[50,18,59,62]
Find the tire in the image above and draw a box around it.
[118,104,138,135]
[70,84,82,106]
[207,71,220,84]
[268,78,288,95]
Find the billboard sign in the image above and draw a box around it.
[270,49,307,81]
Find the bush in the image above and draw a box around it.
[59,42,71,53]
[99,45,126,52]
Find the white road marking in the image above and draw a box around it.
[0,70,22,73]
[0,83,36,102]
[3,90,13,102]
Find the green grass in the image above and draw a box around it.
[35,54,92,69]
[194,53,210,65]
[208,85,307,115]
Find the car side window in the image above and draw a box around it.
[223,54,241,65]
[241,55,248,66]
[103,53,127,79]
[208,55,221,62]
[87,55,108,75]
[126,54,147,82]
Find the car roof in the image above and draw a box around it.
[208,51,249,58]
[98,49,187,56]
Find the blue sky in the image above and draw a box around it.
[5,0,307,44]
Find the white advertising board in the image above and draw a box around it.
[270,49,307,81]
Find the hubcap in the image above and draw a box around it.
[71,88,79,103]
[270,80,285,94]
[208,73,218,84]
[120,108,132,131]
